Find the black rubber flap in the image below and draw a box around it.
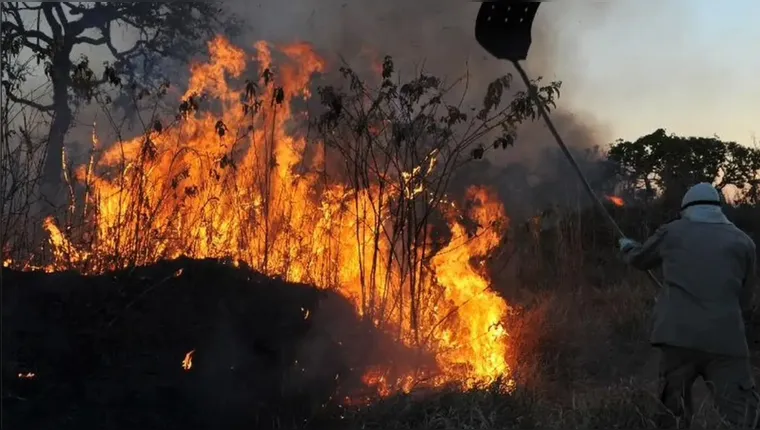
[475,1,541,61]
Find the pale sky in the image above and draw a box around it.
[10,1,760,149]
[532,0,760,145]
[231,0,759,147]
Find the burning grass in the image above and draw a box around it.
[1,35,560,397]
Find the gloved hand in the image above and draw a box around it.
[618,237,637,252]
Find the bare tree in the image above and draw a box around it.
[1,2,237,209]
[313,57,561,343]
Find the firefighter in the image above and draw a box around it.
[619,182,759,428]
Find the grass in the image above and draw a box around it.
[321,258,751,429]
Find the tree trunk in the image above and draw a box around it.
[40,49,73,213]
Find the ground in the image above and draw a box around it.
[2,258,758,429]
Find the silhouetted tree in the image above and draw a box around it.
[1,2,238,208]
[608,128,760,208]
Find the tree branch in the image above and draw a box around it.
[41,4,62,41]
[4,90,54,112]
[68,3,121,35]
[3,21,54,45]
[52,3,70,33]
[74,35,106,45]
[19,3,45,11]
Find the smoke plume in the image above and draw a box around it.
[57,1,621,219]
[223,0,619,219]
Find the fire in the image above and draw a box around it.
[17,372,36,379]
[31,36,514,396]
[606,195,624,207]
[182,349,195,371]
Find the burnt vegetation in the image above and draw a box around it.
[3,4,760,430]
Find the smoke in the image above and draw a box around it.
[55,1,622,218]
[222,0,620,219]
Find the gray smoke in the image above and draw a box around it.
[221,0,618,218]
[60,1,621,219]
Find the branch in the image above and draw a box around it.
[18,3,45,12]
[74,35,106,45]
[4,90,54,112]
[2,21,54,46]
[52,3,70,33]
[68,3,121,36]
[41,5,62,41]
[63,2,85,15]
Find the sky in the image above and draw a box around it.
[536,0,760,146]
[219,0,760,155]
[10,1,760,150]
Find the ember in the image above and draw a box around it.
[22,36,513,396]
[182,349,195,371]
[606,195,625,207]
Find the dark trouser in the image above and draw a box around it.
[657,345,760,429]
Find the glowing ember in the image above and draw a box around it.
[17,372,36,379]
[29,36,514,395]
[606,195,625,207]
[182,350,195,371]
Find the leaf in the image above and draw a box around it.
[273,87,285,105]
[215,120,227,137]
[382,55,394,80]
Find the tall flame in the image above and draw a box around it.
[37,37,514,395]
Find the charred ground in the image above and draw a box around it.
[2,258,426,430]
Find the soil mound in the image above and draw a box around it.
[2,258,397,429]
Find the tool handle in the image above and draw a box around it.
[511,60,663,289]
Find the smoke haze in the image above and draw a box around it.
[37,1,626,219]
[221,0,618,218]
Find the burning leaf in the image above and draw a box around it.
[214,119,228,137]
[273,87,285,105]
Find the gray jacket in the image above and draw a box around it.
[623,206,757,357]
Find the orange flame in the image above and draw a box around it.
[182,349,195,371]
[33,36,513,396]
[606,195,625,207]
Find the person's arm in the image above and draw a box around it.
[621,225,667,271]
[741,240,757,326]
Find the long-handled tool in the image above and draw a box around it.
[474,1,662,288]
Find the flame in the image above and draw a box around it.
[29,36,514,396]
[17,372,36,379]
[182,349,195,371]
[606,195,624,207]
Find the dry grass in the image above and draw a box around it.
[326,247,753,429]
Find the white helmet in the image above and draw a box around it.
[681,182,721,210]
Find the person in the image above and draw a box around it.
[619,182,759,428]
